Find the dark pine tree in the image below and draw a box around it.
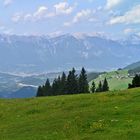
[128,74,140,88]
[132,74,140,87]
[60,72,67,94]
[96,81,102,92]
[67,68,78,94]
[78,67,89,93]
[128,83,133,89]
[91,81,95,93]
[52,78,59,96]
[57,76,62,95]
[102,78,109,92]
[67,71,72,94]
[44,79,51,96]
[36,67,92,97]
[36,86,44,97]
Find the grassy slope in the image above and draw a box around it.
[89,70,132,91]
[0,88,140,140]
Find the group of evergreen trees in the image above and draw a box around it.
[37,68,89,97]
[90,78,109,93]
[128,74,140,88]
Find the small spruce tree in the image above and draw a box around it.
[67,68,78,94]
[60,72,67,94]
[36,86,44,97]
[78,67,89,93]
[128,74,140,88]
[52,78,59,96]
[96,81,102,92]
[44,79,51,96]
[102,78,109,92]
[91,81,95,93]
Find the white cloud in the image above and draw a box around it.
[73,9,92,23]
[64,9,94,26]
[12,6,54,22]
[0,26,5,30]
[24,14,32,21]
[33,6,48,20]
[137,32,140,36]
[3,28,13,34]
[12,3,74,23]
[106,0,122,10]
[123,28,135,34]
[82,52,89,59]
[12,13,22,22]
[108,5,140,25]
[0,25,13,34]
[93,50,103,57]
[97,6,103,11]
[64,22,71,27]
[54,2,74,15]
[88,18,97,22]
[48,31,63,37]
[4,0,13,6]
[32,6,56,20]
[46,12,56,18]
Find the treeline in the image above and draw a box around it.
[36,67,109,97]
[37,68,89,97]
[128,74,140,88]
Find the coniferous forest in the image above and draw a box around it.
[37,67,109,97]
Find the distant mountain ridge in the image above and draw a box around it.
[124,61,140,75]
[0,34,140,73]
[124,61,140,70]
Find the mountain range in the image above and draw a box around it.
[0,33,140,98]
[0,33,140,73]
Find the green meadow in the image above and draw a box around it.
[0,88,140,140]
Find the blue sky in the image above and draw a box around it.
[0,0,140,38]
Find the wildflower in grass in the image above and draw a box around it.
[63,121,71,130]
[125,120,133,128]
[75,116,80,120]
[126,120,133,123]
[111,119,119,122]
[17,115,20,118]
[114,106,119,109]
[98,119,104,122]
[90,121,105,131]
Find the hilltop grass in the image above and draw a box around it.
[89,70,132,91]
[0,88,140,140]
